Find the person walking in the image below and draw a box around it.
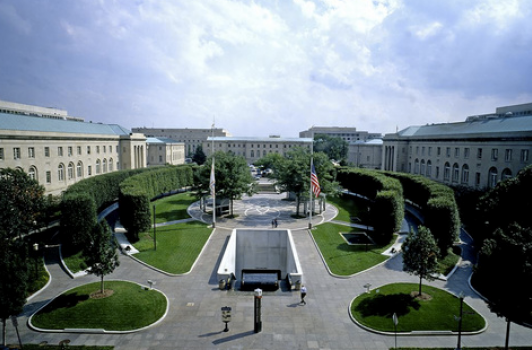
[300,285,307,305]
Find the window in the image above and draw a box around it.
[420,160,425,175]
[109,158,114,172]
[428,147,432,156]
[58,164,64,181]
[521,149,529,162]
[87,146,91,155]
[96,146,100,154]
[68,163,74,179]
[414,159,420,174]
[454,148,460,158]
[502,168,512,180]
[28,147,35,158]
[0,148,3,160]
[491,149,498,161]
[46,171,51,184]
[96,159,101,174]
[88,165,92,176]
[421,147,425,156]
[77,161,83,177]
[58,147,63,157]
[13,147,21,160]
[45,147,50,157]
[68,146,73,157]
[426,161,432,177]
[464,148,470,159]
[437,147,441,156]
[477,148,482,159]
[475,172,481,187]
[452,163,459,183]
[103,145,106,153]
[77,146,82,155]
[103,159,107,173]
[28,166,36,181]
[461,164,469,184]
[446,147,451,157]
[505,149,512,162]
[488,167,498,188]
[443,162,450,181]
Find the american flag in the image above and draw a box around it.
[311,163,321,198]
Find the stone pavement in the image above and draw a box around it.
[8,193,532,350]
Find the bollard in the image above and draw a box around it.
[254,288,262,333]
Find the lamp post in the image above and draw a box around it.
[153,205,157,251]
[33,243,40,279]
[392,312,398,349]
[456,291,464,350]
[221,306,232,332]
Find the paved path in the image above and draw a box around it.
[8,193,532,350]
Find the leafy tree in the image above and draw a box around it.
[271,148,336,216]
[192,145,207,165]
[314,134,348,162]
[196,152,257,216]
[83,221,120,294]
[254,152,284,172]
[0,240,29,347]
[476,223,532,348]
[0,168,45,240]
[402,226,440,296]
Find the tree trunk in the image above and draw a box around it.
[418,274,423,296]
[296,195,300,216]
[505,317,511,350]
[230,198,234,216]
[101,275,105,294]
[2,318,6,347]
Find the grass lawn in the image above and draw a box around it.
[61,244,87,274]
[311,223,393,275]
[327,194,370,223]
[133,221,212,274]
[351,283,486,333]
[151,192,198,224]
[31,281,167,331]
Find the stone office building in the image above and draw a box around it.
[0,100,146,196]
[382,103,532,189]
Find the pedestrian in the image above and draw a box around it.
[271,219,275,228]
[300,285,307,305]
[274,218,278,228]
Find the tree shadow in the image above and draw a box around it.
[355,293,420,318]
[37,293,89,314]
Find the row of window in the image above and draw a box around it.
[412,159,512,188]
[0,145,118,161]
[413,146,530,163]
[10,158,118,185]
[223,143,309,149]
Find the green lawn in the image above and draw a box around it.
[31,281,167,331]
[311,223,393,275]
[327,194,369,223]
[133,221,212,274]
[151,192,198,224]
[351,283,486,332]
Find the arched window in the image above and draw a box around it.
[251,150,255,158]
[77,161,83,177]
[96,159,101,174]
[28,166,37,181]
[58,164,65,181]
[443,162,450,181]
[414,159,420,174]
[488,167,498,188]
[109,158,114,172]
[103,159,107,173]
[502,168,512,181]
[68,162,74,180]
[420,160,425,175]
[452,163,459,183]
[426,160,432,177]
[461,164,469,184]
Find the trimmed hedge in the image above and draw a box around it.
[384,172,461,255]
[119,166,194,241]
[336,167,404,243]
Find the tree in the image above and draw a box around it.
[0,168,45,240]
[192,145,207,165]
[60,193,97,248]
[83,221,120,294]
[313,134,348,162]
[254,152,284,172]
[402,226,440,296]
[476,223,532,349]
[196,152,257,216]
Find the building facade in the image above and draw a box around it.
[382,103,532,189]
[0,101,146,196]
[132,127,231,157]
[203,136,313,164]
[348,139,383,169]
[146,138,186,166]
[299,126,381,142]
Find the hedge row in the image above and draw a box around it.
[336,167,404,243]
[118,165,194,241]
[61,168,156,247]
[384,172,461,255]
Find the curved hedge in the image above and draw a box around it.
[384,172,460,255]
[336,167,404,243]
[119,165,194,241]
[60,168,154,247]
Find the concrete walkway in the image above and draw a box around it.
[8,193,532,350]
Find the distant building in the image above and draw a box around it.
[299,126,381,142]
[146,137,185,166]
[0,100,146,196]
[382,103,532,189]
[348,139,383,169]
[132,127,231,157]
[203,136,312,164]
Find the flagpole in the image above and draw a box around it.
[309,140,313,229]
[211,122,216,228]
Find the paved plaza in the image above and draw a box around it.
[9,192,532,350]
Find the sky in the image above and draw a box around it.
[1,0,531,138]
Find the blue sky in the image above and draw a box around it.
[1,0,531,137]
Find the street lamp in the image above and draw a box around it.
[221,306,232,332]
[456,291,464,350]
[33,243,40,279]
[153,205,157,251]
